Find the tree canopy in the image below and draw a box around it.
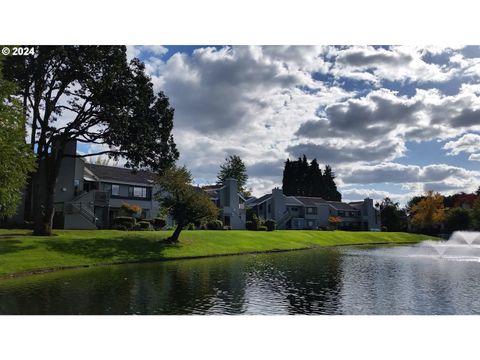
[410,191,445,231]
[217,155,249,196]
[282,155,341,201]
[2,46,178,235]
[156,166,218,242]
[444,207,472,232]
[0,56,36,218]
[375,197,407,232]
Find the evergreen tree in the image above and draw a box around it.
[323,165,342,201]
[309,159,324,197]
[281,155,341,200]
[217,155,249,196]
[282,159,295,196]
[299,155,309,195]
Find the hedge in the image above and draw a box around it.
[112,216,136,230]
[207,220,223,230]
[264,219,276,231]
[134,221,154,231]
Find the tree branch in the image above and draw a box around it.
[63,150,126,158]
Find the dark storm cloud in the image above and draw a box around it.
[286,140,402,165]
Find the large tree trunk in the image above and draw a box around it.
[168,222,183,243]
[33,147,63,236]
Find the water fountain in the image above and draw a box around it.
[415,231,480,261]
[448,231,480,245]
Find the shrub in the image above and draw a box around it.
[252,216,261,231]
[200,224,207,230]
[245,214,262,231]
[258,225,268,231]
[186,223,195,230]
[120,203,142,217]
[151,217,167,230]
[134,221,154,231]
[328,216,342,229]
[112,216,136,230]
[207,220,223,230]
[223,225,232,230]
[113,224,128,231]
[264,219,276,231]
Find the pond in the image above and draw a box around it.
[1,241,480,315]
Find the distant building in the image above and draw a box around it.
[202,179,246,229]
[248,188,381,231]
[453,193,478,209]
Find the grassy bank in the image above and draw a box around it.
[0,229,435,278]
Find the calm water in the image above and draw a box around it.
[1,244,480,315]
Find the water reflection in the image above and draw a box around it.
[1,245,480,314]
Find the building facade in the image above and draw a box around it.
[10,140,248,230]
[248,188,381,231]
[202,179,247,229]
[9,140,163,230]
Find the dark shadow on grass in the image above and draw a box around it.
[0,232,33,238]
[43,236,179,261]
[0,240,36,254]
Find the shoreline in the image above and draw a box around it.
[0,239,426,281]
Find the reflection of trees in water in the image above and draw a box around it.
[272,250,343,315]
[0,249,343,315]
[124,257,249,314]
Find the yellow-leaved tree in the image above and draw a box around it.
[410,191,445,229]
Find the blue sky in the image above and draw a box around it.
[106,45,480,204]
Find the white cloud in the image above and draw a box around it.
[469,153,480,161]
[128,45,480,199]
[443,133,480,156]
[341,162,480,197]
[330,46,457,84]
[137,45,355,193]
[340,187,411,205]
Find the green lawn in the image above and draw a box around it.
[0,228,436,278]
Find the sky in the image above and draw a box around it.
[90,45,480,205]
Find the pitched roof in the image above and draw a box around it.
[84,163,155,186]
[248,193,272,207]
[285,196,304,206]
[202,184,223,191]
[293,196,327,206]
[327,201,357,211]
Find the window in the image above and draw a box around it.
[306,207,317,214]
[290,207,298,211]
[268,204,271,213]
[129,186,147,198]
[307,220,314,227]
[338,211,345,216]
[111,184,120,196]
